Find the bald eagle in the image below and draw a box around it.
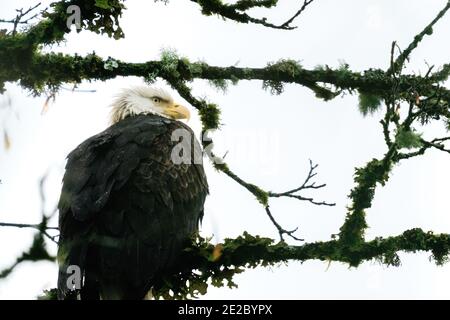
[57,86,208,300]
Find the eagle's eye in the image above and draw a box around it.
[152,97,161,104]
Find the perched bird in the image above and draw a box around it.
[57,86,208,300]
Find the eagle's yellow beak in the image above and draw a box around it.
[163,103,190,121]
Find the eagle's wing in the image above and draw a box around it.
[57,114,208,299]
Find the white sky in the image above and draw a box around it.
[0,0,449,299]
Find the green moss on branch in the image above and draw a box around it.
[150,228,450,298]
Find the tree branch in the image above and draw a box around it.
[71,229,447,299]
[268,159,335,207]
[388,0,450,75]
[0,232,55,279]
[395,136,450,160]
[186,0,315,30]
[279,0,314,29]
[264,206,303,241]
[0,2,41,36]
[0,222,59,243]
[1,50,449,107]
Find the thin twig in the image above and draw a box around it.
[388,1,450,75]
[394,136,450,160]
[265,206,303,241]
[0,222,59,243]
[279,0,315,29]
[0,222,58,230]
[268,160,335,207]
[0,2,41,36]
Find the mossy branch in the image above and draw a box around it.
[185,0,315,30]
[388,0,450,75]
[151,227,450,299]
[1,50,449,109]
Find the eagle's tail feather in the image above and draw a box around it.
[80,247,100,300]
[57,242,88,300]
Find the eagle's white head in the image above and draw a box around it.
[110,86,190,125]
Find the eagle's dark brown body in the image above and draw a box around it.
[57,114,208,299]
